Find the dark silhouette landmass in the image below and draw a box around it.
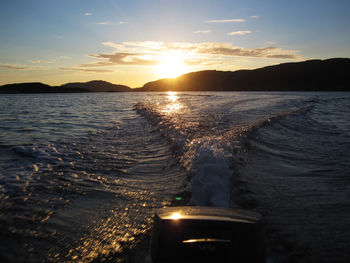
[61,80,131,92]
[136,58,350,92]
[1,58,349,93]
[0,82,90,93]
[0,80,131,94]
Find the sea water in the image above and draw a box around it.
[0,92,349,262]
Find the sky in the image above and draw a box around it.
[1,0,350,88]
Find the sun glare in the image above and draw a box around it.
[155,53,189,79]
[162,91,183,114]
[169,212,181,220]
[167,91,178,102]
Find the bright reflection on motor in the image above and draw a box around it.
[169,212,181,220]
[162,91,183,114]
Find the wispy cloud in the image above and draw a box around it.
[96,21,126,25]
[205,19,245,23]
[59,67,114,73]
[97,21,110,25]
[250,15,260,19]
[84,12,92,16]
[0,63,28,70]
[227,30,252,36]
[31,60,53,64]
[79,41,302,69]
[0,63,48,71]
[192,43,300,59]
[84,52,159,66]
[194,30,211,34]
[31,60,43,64]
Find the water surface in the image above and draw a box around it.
[1,92,349,262]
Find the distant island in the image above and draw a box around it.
[0,80,131,93]
[1,58,349,93]
[60,80,131,92]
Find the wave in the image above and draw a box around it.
[134,97,319,210]
[135,101,235,207]
[244,105,314,138]
[12,144,63,160]
[2,92,349,262]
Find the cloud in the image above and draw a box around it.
[0,63,49,71]
[119,21,127,24]
[184,59,222,66]
[0,63,28,70]
[227,30,252,36]
[31,60,53,64]
[250,15,260,19]
[194,44,300,59]
[79,41,302,69]
[103,41,167,53]
[194,30,211,34]
[31,60,43,64]
[97,21,109,25]
[59,67,114,73]
[85,12,92,16]
[205,19,245,23]
[85,52,159,66]
[198,43,300,59]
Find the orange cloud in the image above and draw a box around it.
[77,41,302,69]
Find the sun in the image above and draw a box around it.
[155,53,190,79]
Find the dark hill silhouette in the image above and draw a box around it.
[0,81,131,93]
[0,82,88,93]
[1,58,349,93]
[137,58,350,92]
[61,80,131,92]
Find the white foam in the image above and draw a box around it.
[184,136,233,207]
[135,101,237,207]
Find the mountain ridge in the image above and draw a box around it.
[1,58,349,93]
[0,80,132,93]
[61,80,131,92]
[136,58,350,92]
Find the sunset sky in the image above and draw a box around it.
[1,0,349,87]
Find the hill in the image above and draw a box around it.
[0,82,89,93]
[61,80,131,92]
[1,58,349,93]
[136,58,350,92]
[0,81,131,93]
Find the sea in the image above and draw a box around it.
[0,91,349,263]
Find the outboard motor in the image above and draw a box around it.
[149,206,265,263]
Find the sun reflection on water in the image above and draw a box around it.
[162,91,183,114]
[167,91,178,102]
